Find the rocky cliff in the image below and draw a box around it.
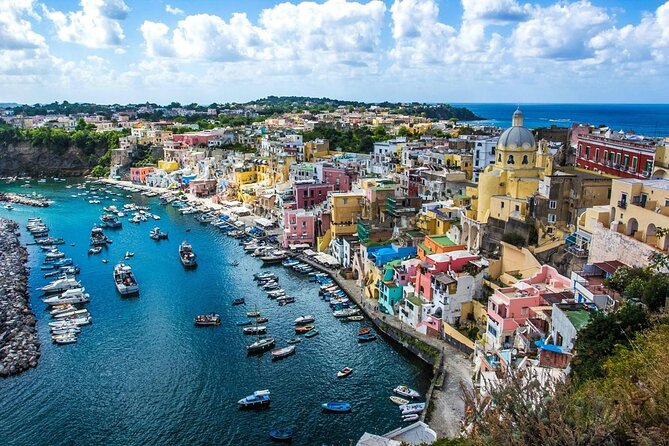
[0,142,105,176]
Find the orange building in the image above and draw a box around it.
[417,234,466,260]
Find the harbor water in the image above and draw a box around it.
[0,181,432,446]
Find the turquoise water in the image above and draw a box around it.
[0,180,431,446]
[456,103,669,136]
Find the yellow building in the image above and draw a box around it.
[460,109,553,251]
[304,139,330,161]
[157,160,179,172]
[417,207,460,235]
[330,191,364,238]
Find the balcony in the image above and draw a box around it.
[617,200,627,209]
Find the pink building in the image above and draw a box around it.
[486,265,571,351]
[322,167,353,192]
[130,167,155,184]
[173,133,215,147]
[188,179,217,197]
[282,209,316,248]
[414,250,479,302]
[293,183,334,209]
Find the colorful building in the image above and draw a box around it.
[293,182,334,209]
[282,209,316,248]
[130,167,155,184]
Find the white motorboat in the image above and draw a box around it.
[43,288,90,306]
[40,276,81,294]
[52,334,78,345]
[393,385,421,399]
[50,327,81,336]
[48,315,92,328]
[113,263,139,295]
[294,315,315,325]
[53,309,89,319]
[399,402,426,415]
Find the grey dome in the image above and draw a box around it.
[498,126,535,150]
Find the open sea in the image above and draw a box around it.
[0,180,431,446]
[455,103,669,136]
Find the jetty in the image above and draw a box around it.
[0,219,40,377]
[0,192,50,207]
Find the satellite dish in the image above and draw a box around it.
[512,348,518,355]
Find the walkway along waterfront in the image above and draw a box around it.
[295,253,472,438]
[0,218,39,377]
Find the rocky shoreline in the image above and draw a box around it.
[0,192,50,207]
[0,218,40,377]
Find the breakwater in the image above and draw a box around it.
[0,192,49,207]
[0,218,39,377]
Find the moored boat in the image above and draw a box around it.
[179,241,197,267]
[321,402,351,413]
[194,313,221,326]
[294,325,315,334]
[294,315,315,325]
[232,297,245,305]
[246,337,275,354]
[286,337,301,345]
[304,328,319,338]
[337,367,353,378]
[236,319,253,326]
[399,402,426,415]
[40,276,81,294]
[402,414,420,422]
[358,333,377,343]
[238,389,271,408]
[393,385,421,399]
[43,288,90,306]
[243,326,267,335]
[271,345,296,360]
[269,427,294,442]
[390,396,410,406]
[246,310,260,317]
[113,263,139,295]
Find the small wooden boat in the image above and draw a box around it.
[295,325,315,334]
[304,329,319,338]
[358,327,371,336]
[346,315,364,322]
[269,427,294,442]
[286,337,301,345]
[256,317,269,323]
[236,319,253,326]
[271,345,296,360]
[232,297,245,305]
[337,367,353,378]
[390,396,410,405]
[402,414,420,422]
[394,385,420,399]
[358,333,377,343]
[321,402,351,413]
[246,310,260,317]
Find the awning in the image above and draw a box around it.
[254,217,273,228]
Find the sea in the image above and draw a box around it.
[455,103,669,136]
[0,180,431,446]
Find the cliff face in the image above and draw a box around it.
[0,142,104,176]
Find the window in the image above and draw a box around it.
[623,155,629,168]
[645,160,653,173]
[615,153,621,165]
[500,202,505,209]
[548,213,556,223]
[507,155,515,164]
[609,152,615,163]
[549,200,557,209]
[632,157,638,171]
[595,148,599,161]
[521,307,528,316]
[603,150,608,162]
[498,154,502,162]
[522,155,529,165]
[515,205,520,212]
[585,147,590,159]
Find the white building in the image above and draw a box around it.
[473,137,498,182]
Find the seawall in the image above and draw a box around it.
[0,219,40,377]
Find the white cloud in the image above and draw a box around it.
[42,0,129,49]
[165,4,183,16]
[0,0,46,50]
[511,1,610,60]
[141,0,386,71]
[461,0,530,24]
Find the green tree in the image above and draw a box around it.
[75,118,87,131]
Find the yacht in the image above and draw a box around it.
[113,263,139,295]
[90,227,111,246]
[40,276,81,294]
[43,288,90,306]
[179,242,197,268]
[238,390,270,408]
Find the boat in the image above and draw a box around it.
[53,309,89,319]
[358,327,371,336]
[260,253,287,264]
[40,276,81,294]
[48,316,91,328]
[243,326,267,335]
[35,237,64,245]
[149,227,168,240]
[393,385,420,399]
[43,288,90,306]
[88,247,102,255]
[256,317,269,323]
[390,396,410,405]
[90,227,111,246]
[321,402,351,413]
[194,313,221,326]
[294,325,315,334]
[51,327,81,336]
[253,272,277,281]
[337,367,353,378]
[100,214,122,229]
[124,251,135,259]
[53,335,78,345]
[238,389,271,408]
[236,320,253,326]
[49,304,77,316]
[294,315,315,325]
[277,296,295,306]
[179,241,197,267]
[399,402,426,415]
[347,315,364,322]
[304,329,319,338]
[232,297,245,305]
[402,414,420,422]
[358,333,377,343]
[113,263,139,295]
[271,345,296,360]
[246,337,275,354]
[45,251,65,260]
[230,261,239,267]
[246,310,260,317]
[269,427,294,442]
[333,308,361,318]
[286,337,301,345]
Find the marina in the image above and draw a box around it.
[0,179,431,445]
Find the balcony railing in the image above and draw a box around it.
[617,200,627,209]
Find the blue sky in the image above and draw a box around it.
[2,0,669,104]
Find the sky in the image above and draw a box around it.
[2,0,669,105]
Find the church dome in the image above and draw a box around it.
[498,108,535,150]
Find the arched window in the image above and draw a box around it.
[522,155,529,165]
[507,155,515,164]
[497,154,502,162]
